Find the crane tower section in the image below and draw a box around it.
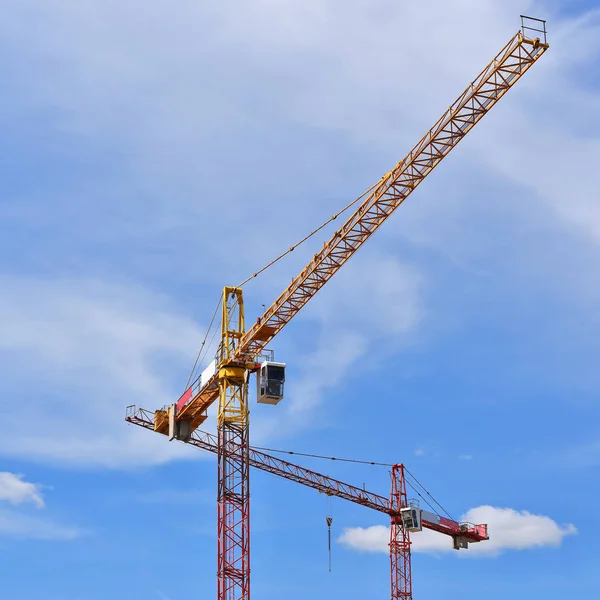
[217,287,250,600]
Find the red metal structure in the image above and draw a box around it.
[217,422,250,600]
[127,408,489,599]
[390,465,412,600]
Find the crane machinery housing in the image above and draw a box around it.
[126,15,549,600]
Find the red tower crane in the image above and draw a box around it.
[126,407,488,599]
[126,16,548,600]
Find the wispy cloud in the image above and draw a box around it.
[0,472,81,541]
[0,277,203,467]
[1,0,599,472]
[0,472,44,508]
[0,508,81,541]
[252,254,423,442]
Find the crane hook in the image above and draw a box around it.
[326,515,333,572]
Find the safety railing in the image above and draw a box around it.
[521,15,547,45]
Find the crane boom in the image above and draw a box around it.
[126,406,488,545]
[167,28,548,432]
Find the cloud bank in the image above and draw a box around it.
[0,277,202,467]
[2,0,600,470]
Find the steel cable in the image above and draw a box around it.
[236,177,386,288]
[185,295,222,391]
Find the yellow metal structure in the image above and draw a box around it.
[152,25,549,437]
[216,286,251,599]
[218,287,248,427]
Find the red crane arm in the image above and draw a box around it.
[173,29,548,430]
[126,406,487,544]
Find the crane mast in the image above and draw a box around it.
[391,464,411,600]
[127,17,548,600]
[216,288,250,600]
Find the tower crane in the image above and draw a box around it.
[126,16,548,600]
[127,407,489,600]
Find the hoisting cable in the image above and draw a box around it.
[251,445,393,467]
[186,287,246,392]
[184,177,379,389]
[404,466,455,522]
[252,444,456,521]
[404,481,445,518]
[252,443,460,532]
[197,318,222,375]
[184,294,223,391]
[236,177,385,288]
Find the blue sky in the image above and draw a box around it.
[1,0,599,598]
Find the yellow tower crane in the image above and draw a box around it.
[128,15,549,600]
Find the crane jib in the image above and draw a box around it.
[160,30,548,434]
[127,406,488,545]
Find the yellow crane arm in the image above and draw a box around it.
[164,28,548,433]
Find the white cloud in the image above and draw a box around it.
[0,0,577,259]
[0,263,422,464]
[339,524,390,553]
[1,0,597,276]
[0,472,80,541]
[474,10,600,245]
[463,506,577,556]
[0,472,44,508]
[0,508,80,541]
[338,506,577,557]
[0,277,203,467]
